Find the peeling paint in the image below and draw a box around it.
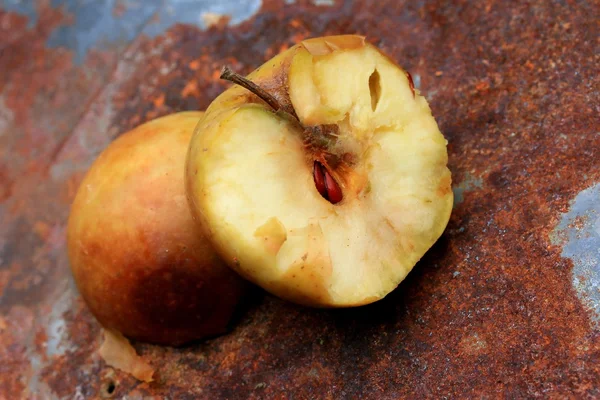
[1,0,39,27]
[46,289,75,357]
[143,0,263,38]
[452,172,483,206]
[412,73,422,90]
[552,183,600,325]
[46,0,160,64]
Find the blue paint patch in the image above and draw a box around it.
[143,0,262,38]
[412,73,421,90]
[452,172,483,206]
[551,183,600,326]
[46,0,161,65]
[1,0,39,27]
[3,0,262,64]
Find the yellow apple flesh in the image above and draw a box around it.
[186,36,453,307]
[67,112,248,345]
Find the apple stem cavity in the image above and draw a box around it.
[220,66,303,130]
[220,66,287,114]
[220,65,343,205]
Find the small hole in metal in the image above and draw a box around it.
[101,379,117,398]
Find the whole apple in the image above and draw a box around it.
[67,112,248,346]
[185,35,453,307]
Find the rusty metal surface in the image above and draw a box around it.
[0,0,599,398]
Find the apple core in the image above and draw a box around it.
[186,35,453,307]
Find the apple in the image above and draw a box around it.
[185,35,453,307]
[67,111,248,346]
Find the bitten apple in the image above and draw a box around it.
[67,112,248,345]
[185,35,453,307]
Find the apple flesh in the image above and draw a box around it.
[185,36,453,307]
[67,112,248,345]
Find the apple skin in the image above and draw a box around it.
[67,112,249,346]
[185,35,453,308]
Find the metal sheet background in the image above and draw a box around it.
[0,0,599,398]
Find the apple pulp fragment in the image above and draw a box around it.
[186,35,453,307]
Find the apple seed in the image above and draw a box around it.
[313,161,342,204]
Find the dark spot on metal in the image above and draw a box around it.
[487,168,511,189]
[101,379,116,398]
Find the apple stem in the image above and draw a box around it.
[220,66,285,113]
[219,67,344,204]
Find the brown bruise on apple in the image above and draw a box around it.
[186,35,453,307]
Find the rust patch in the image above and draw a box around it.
[0,165,13,202]
[1,0,599,398]
[0,306,34,396]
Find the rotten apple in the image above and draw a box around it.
[185,35,453,307]
[67,112,248,346]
